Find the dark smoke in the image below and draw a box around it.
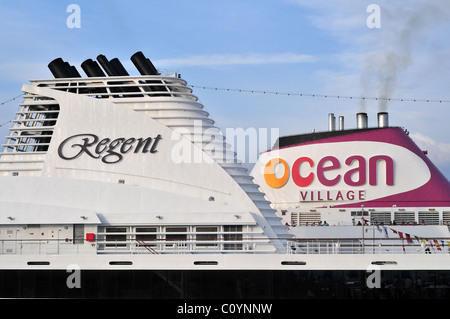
[360,0,450,112]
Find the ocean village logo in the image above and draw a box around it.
[58,133,162,164]
[264,155,394,202]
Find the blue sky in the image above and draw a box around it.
[0,0,449,178]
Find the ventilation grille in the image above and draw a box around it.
[394,211,415,224]
[370,211,391,224]
[0,93,59,174]
[418,211,440,225]
[291,212,322,226]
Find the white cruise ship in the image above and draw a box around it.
[0,52,449,299]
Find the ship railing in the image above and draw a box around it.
[30,76,198,101]
[97,238,264,254]
[0,239,96,255]
[2,237,450,255]
[286,238,450,255]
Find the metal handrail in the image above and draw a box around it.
[135,239,158,254]
[1,236,449,255]
[286,238,450,255]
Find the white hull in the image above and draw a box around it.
[2,252,450,271]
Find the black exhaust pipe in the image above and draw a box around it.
[48,58,77,78]
[97,54,142,97]
[131,51,159,75]
[130,51,169,96]
[96,54,129,76]
[64,62,81,78]
[79,58,108,96]
[110,58,129,76]
[81,59,106,77]
[97,54,119,76]
[69,65,81,77]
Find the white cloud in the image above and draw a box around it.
[154,53,317,67]
[410,133,450,167]
[291,0,450,103]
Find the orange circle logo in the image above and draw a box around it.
[264,158,289,188]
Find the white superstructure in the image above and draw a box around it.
[0,52,292,263]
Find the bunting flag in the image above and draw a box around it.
[388,228,450,253]
[405,233,413,244]
[383,226,389,238]
[433,240,442,251]
[397,232,406,252]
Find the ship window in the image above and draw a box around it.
[443,212,450,225]
[73,224,84,244]
[105,227,127,247]
[136,227,157,246]
[351,211,369,217]
[165,227,187,246]
[297,212,321,226]
[224,225,242,250]
[418,211,439,225]
[290,212,298,226]
[196,226,218,247]
[370,211,392,225]
[394,211,415,225]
